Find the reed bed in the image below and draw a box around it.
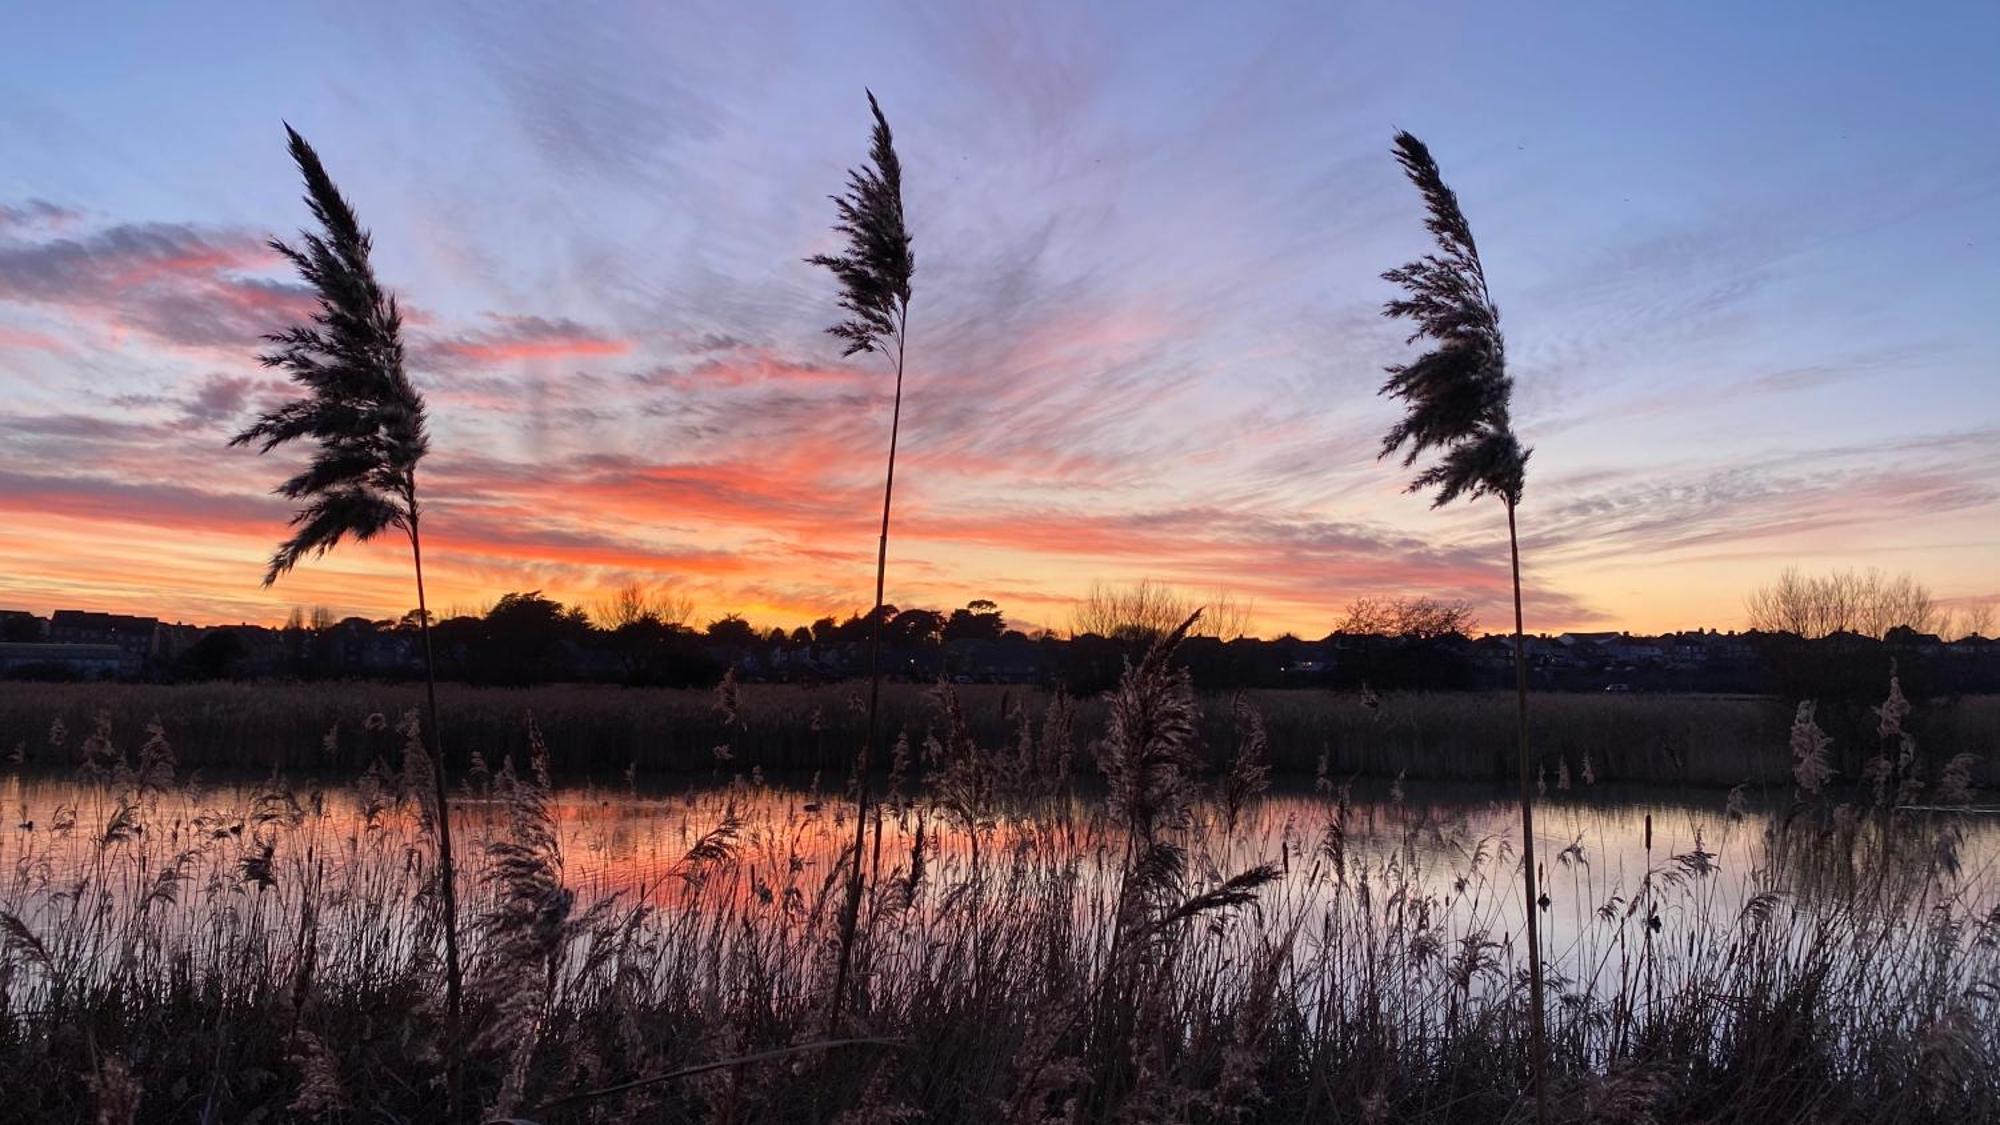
[1,669,1995,1123]
[5,682,1992,787]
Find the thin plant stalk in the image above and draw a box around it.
[839,300,908,1020]
[230,124,465,1120]
[408,511,464,1090]
[1507,498,1546,1121]
[805,90,916,1024]
[1372,129,1543,1121]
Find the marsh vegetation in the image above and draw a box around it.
[2,645,1994,1123]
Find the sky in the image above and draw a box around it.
[1,1,1997,638]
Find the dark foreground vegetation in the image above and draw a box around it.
[5,680,1997,789]
[2,649,1995,1123]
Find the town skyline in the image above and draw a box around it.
[6,588,1992,646]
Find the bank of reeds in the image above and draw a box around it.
[3,681,1994,788]
[1,659,1994,1123]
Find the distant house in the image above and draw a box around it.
[154,622,205,663]
[0,609,46,641]
[1946,635,1994,657]
[0,642,126,679]
[1604,637,1665,664]
[1557,631,1623,648]
[1471,636,1515,669]
[944,637,1045,684]
[49,611,159,671]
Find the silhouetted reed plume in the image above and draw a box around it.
[229,124,466,1117]
[1376,129,1545,1121]
[808,89,914,1024]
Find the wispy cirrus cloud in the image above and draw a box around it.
[0,220,311,349]
[0,199,79,232]
[418,314,634,366]
[3,3,1997,632]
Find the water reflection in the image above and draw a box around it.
[7,769,1993,997]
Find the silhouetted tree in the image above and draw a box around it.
[593,581,695,631]
[944,599,1006,642]
[808,89,915,1023]
[228,124,465,1103]
[1746,566,1942,639]
[1375,129,1544,1120]
[1335,594,1478,639]
[176,629,246,681]
[473,591,587,685]
[887,607,945,647]
[705,613,759,648]
[1073,579,1252,650]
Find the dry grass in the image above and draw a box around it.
[0,672,1995,1122]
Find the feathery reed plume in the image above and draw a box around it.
[77,710,119,780]
[1220,694,1270,835]
[135,718,175,795]
[810,89,916,1025]
[1375,129,1546,1121]
[1790,701,1835,799]
[713,666,743,728]
[474,714,572,1118]
[286,1029,348,1118]
[1102,613,1203,853]
[230,124,465,1098]
[88,1055,141,1125]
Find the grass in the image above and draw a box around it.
[1,659,1995,1122]
[4,681,1994,788]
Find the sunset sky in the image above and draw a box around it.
[2,2,1996,637]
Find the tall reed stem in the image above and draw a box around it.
[1507,499,1547,1123]
[410,512,464,1120]
[832,300,909,1024]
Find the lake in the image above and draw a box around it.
[7,766,1994,999]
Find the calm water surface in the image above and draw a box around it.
[6,770,1995,990]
